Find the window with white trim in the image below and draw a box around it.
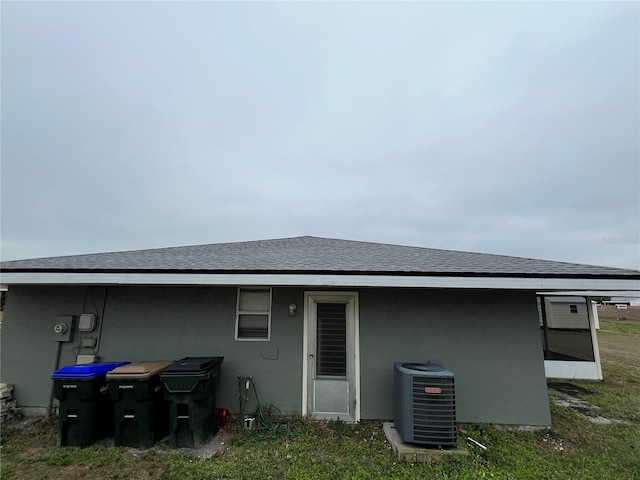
[236,288,271,340]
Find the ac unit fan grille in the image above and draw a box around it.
[412,376,456,446]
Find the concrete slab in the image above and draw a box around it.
[548,388,631,425]
[383,422,468,463]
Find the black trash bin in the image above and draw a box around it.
[52,361,128,447]
[160,357,223,448]
[107,361,173,449]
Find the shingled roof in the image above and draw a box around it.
[1,236,638,279]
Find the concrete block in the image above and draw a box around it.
[383,422,468,463]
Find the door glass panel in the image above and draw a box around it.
[316,303,347,377]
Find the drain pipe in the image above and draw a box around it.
[47,341,63,417]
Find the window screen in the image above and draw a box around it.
[539,297,594,362]
[236,288,271,340]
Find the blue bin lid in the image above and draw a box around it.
[52,361,129,379]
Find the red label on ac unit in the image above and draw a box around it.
[425,387,442,394]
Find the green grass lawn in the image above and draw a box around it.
[597,319,640,379]
[2,324,639,480]
[599,317,640,335]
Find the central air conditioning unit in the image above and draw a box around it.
[394,362,457,447]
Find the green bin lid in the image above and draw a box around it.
[161,356,223,375]
[106,361,174,380]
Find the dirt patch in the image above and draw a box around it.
[534,432,570,453]
[550,383,595,397]
[162,428,231,459]
[598,331,640,364]
[3,414,45,430]
[598,306,640,321]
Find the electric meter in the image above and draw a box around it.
[53,323,68,335]
[53,315,74,342]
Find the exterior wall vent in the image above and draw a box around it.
[394,362,457,447]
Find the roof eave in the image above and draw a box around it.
[1,271,638,291]
[2,267,639,279]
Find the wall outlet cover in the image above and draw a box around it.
[261,347,279,360]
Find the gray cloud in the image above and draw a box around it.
[2,1,638,269]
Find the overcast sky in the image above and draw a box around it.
[1,1,639,270]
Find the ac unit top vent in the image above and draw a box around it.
[397,362,454,377]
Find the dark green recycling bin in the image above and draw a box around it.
[52,361,128,447]
[160,357,223,448]
[107,361,173,449]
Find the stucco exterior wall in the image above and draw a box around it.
[359,288,550,425]
[1,285,305,416]
[1,285,550,426]
[1,286,88,409]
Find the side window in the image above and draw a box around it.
[236,288,271,341]
[569,304,578,314]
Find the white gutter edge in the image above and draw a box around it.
[535,290,640,297]
[1,272,639,291]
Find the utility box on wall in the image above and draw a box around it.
[394,362,457,447]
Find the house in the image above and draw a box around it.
[602,297,639,308]
[598,296,640,321]
[1,236,638,428]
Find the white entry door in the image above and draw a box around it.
[304,292,359,422]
